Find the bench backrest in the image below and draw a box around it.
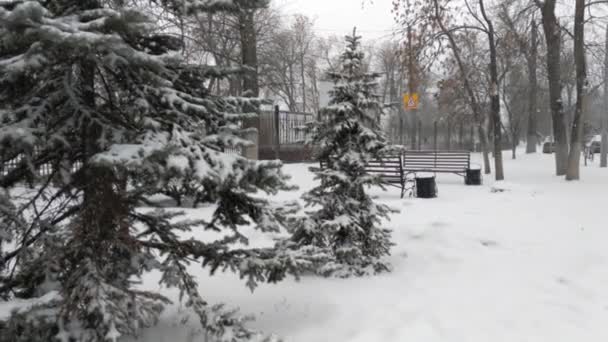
[403,150,470,173]
[319,155,404,184]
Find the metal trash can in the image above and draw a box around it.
[415,174,437,198]
[465,166,482,185]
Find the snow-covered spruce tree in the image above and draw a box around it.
[0,1,312,341]
[290,29,395,278]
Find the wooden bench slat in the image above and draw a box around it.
[406,151,470,154]
[405,157,469,161]
[405,161,469,164]
[405,154,470,158]
[405,162,469,166]
[404,160,470,164]
[367,169,401,172]
[404,156,469,160]
[405,168,467,171]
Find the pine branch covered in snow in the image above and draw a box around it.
[0,1,307,341]
[288,28,395,278]
[156,0,270,15]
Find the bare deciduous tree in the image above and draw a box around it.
[499,3,540,154]
[535,0,569,176]
[601,26,608,168]
[259,15,318,112]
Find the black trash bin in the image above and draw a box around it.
[465,166,482,185]
[415,174,437,198]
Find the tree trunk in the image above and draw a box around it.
[601,26,608,168]
[470,125,475,151]
[512,136,517,159]
[602,129,608,168]
[239,10,259,97]
[239,9,259,159]
[397,68,405,146]
[458,121,464,149]
[480,0,504,180]
[76,56,131,289]
[433,121,438,151]
[526,19,539,154]
[487,111,494,158]
[287,63,299,112]
[479,124,491,175]
[300,54,307,112]
[310,60,320,115]
[566,0,586,180]
[417,120,422,150]
[539,0,568,175]
[407,27,418,150]
[447,118,452,150]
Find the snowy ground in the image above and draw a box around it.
[133,151,608,341]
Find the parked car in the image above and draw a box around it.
[585,135,602,154]
[589,141,601,154]
[542,141,555,154]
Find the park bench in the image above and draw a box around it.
[318,150,477,199]
[402,150,471,177]
[319,154,409,198]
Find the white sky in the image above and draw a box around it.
[273,0,398,39]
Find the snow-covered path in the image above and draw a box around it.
[132,151,608,342]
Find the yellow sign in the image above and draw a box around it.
[403,93,419,110]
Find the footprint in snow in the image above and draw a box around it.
[431,221,449,228]
[408,233,425,240]
[479,239,498,247]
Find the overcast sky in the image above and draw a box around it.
[273,0,398,40]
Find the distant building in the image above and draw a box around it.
[318,81,333,108]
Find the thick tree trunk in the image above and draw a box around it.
[479,124,491,175]
[239,9,259,159]
[76,57,131,288]
[540,0,568,175]
[480,0,504,180]
[566,0,586,181]
[239,10,259,97]
[526,20,539,154]
[601,26,608,168]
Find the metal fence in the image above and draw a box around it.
[1,110,315,173]
[278,111,313,144]
[1,147,82,177]
[259,109,314,147]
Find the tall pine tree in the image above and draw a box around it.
[0,1,310,341]
[290,28,395,278]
